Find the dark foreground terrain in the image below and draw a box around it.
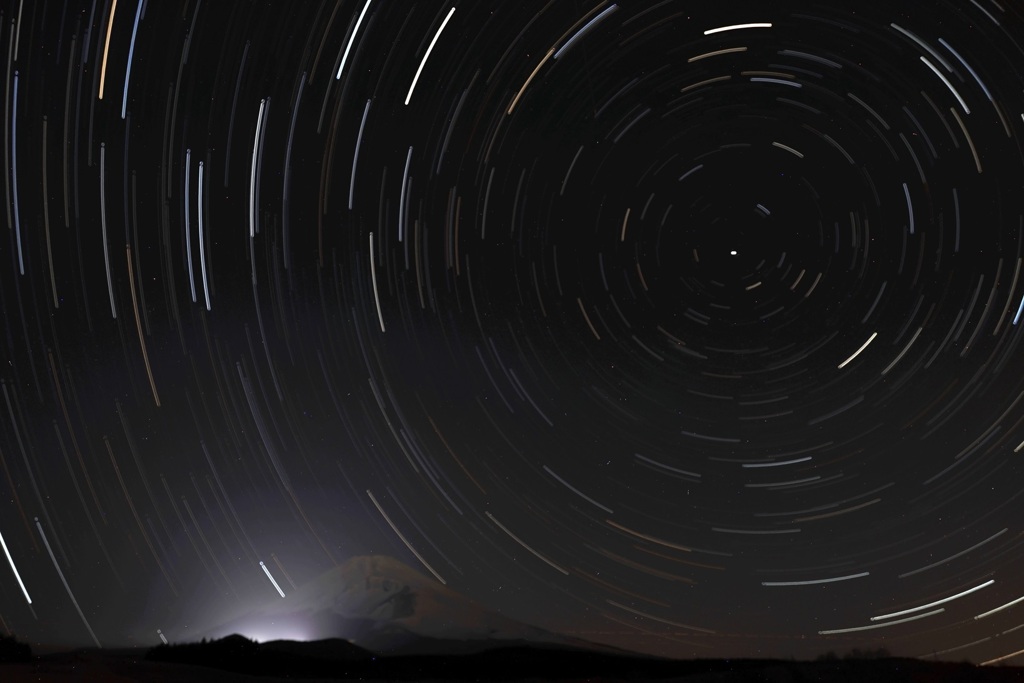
[0,635,1021,682]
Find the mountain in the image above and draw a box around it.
[202,555,605,655]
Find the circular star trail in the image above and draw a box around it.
[3,0,1024,664]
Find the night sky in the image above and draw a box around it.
[2,0,1024,665]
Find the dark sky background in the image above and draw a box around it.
[2,0,1024,665]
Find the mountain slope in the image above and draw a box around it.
[202,555,606,655]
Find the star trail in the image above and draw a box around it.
[2,0,1024,665]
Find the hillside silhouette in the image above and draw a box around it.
[140,634,1024,681]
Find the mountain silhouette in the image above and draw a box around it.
[202,555,605,655]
